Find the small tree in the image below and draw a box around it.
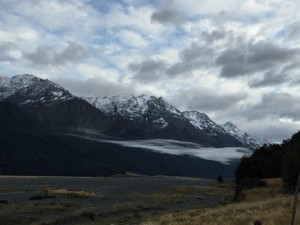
[217,174,224,183]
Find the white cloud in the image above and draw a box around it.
[1,0,300,142]
[118,30,148,48]
[88,138,252,164]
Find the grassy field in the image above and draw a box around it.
[1,176,296,225]
[0,175,229,225]
[142,178,298,225]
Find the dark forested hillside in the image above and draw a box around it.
[235,130,300,189]
[0,102,237,178]
[281,131,300,189]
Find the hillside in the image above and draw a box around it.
[0,74,266,148]
[142,179,297,225]
[0,102,237,178]
[235,130,300,188]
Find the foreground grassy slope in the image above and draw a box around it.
[142,179,299,225]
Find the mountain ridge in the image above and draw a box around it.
[222,122,269,150]
[0,74,268,149]
[0,101,238,178]
[85,94,267,149]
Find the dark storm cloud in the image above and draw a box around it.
[151,0,186,26]
[168,88,247,112]
[202,30,226,43]
[53,77,137,97]
[129,59,166,83]
[289,79,300,86]
[25,41,87,66]
[0,42,17,61]
[216,41,300,78]
[166,43,214,76]
[25,46,52,66]
[129,43,214,80]
[248,71,289,88]
[287,21,300,39]
[237,92,300,121]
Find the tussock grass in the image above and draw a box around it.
[142,179,297,225]
[142,196,295,225]
[112,202,145,211]
[45,188,96,198]
[242,178,283,202]
[127,183,234,205]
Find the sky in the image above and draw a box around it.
[0,0,300,142]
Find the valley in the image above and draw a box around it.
[1,1,299,224]
[0,175,232,225]
[0,74,268,179]
[1,176,297,225]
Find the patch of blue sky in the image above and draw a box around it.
[47,28,69,38]
[119,0,160,8]
[165,27,188,48]
[234,11,273,25]
[91,38,123,55]
[241,16,260,24]
[85,1,116,14]
[86,0,153,14]
[88,48,124,73]
[173,27,186,39]
[276,28,288,37]
[274,28,290,41]
[104,62,124,75]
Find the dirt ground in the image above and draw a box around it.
[0,175,233,225]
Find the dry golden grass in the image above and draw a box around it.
[142,179,298,225]
[242,178,283,202]
[45,188,96,198]
[127,183,233,205]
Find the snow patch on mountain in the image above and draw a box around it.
[183,111,227,136]
[0,74,268,148]
[85,94,151,118]
[85,94,182,118]
[0,74,74,104]
[153,117,168,129]
[160,98,182,116]
[223,122,268,150]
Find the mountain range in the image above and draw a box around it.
[0,74,269,177]
[0,74,267,149]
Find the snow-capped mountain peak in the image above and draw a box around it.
[0,75,11,89]
[85,94,152,118]
[0,74,74,105]
[84,94,182,118]
[222,122,268,150]
[182,111,227,136]
[84,94,185,130]
[0,74,268,149]
[223,122,245,136]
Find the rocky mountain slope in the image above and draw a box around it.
[0,74,73,107]
[182,111,268,149]
[222,122,269,150]
[86,95,266,149]
[0,74,267,149]
[85,94,219,145]
[0,74,112,135]
[0,101,238,178]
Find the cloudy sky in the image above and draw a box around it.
[1,0,300,142]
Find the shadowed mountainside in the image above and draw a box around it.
[0,102,237,178]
